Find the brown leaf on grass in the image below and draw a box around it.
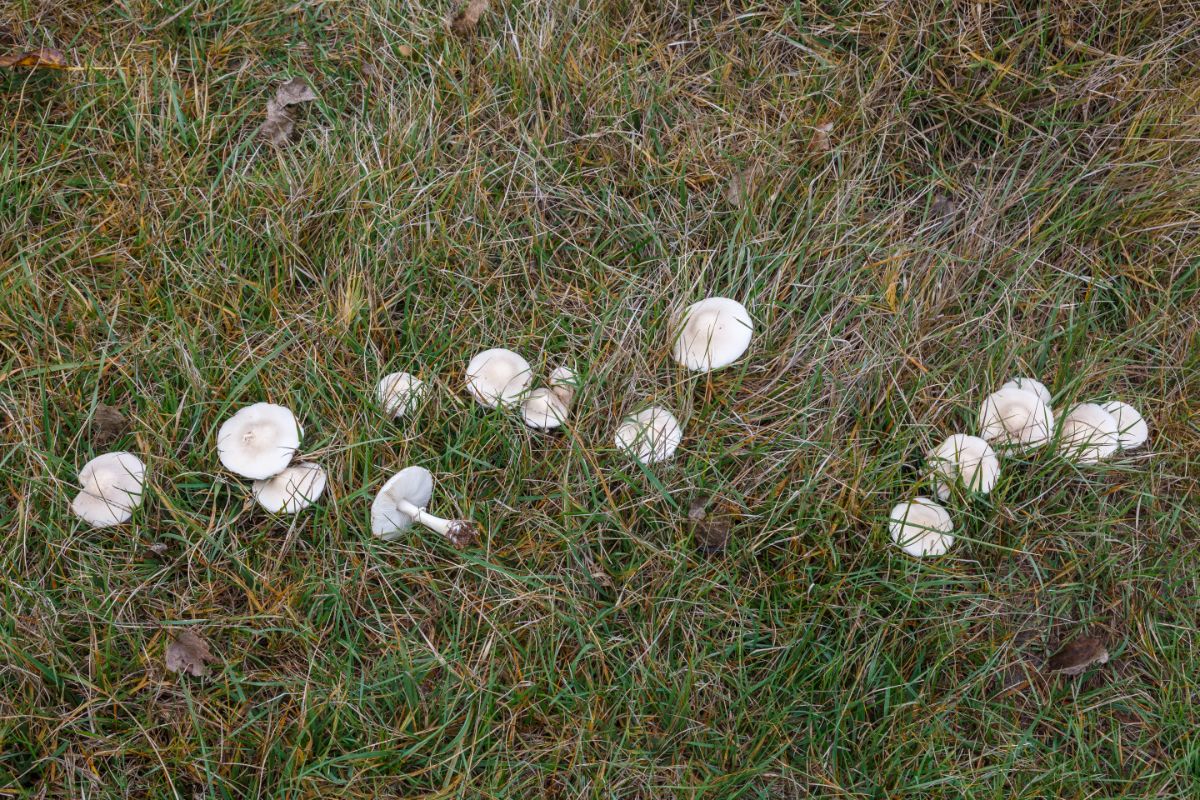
[1047,635,1109,676]
[449,0,491,36]
[0,47,69,69]
[91,404,128,446]
[811,120,834,153]
[689,496,734,555]
[165,631,215,677]
[260,77,318,147]
[724,167,757,208]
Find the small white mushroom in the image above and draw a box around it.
[1059,403,1120,464]
[670,297,753,372]
[1000,377,1052,406]
[371,466,478,548]
[1101,400,1149,450]
[217,403,301,480]
[888,498,955,557]
[927,434,1000,500]
[614,406,683,464]
[521,366,579,430]
[979,386,1054,450]
[465,348,532,408]
[71,451,146,528]
[548,365,578,407]
[376,372,427,418]
[253,462,327,514]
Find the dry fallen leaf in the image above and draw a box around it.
[91,404,128,446]
[449,0,491,36]
[724,167,757,208]
[260,77,318,147]
[1047,635,1109,676]
[0,47,69,69]
[811,120,834,153]
[689,496,734,555]
[165,630,215,677]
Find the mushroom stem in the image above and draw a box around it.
[395,498,479,548]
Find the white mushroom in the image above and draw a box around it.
[979,386,1054,450]
[216,403,301,480]
[615,406,683,464]
[1059,403,1120,464]
[548,365,578,407]
[1101,400,1149,450]
[465,348,532,408]
[376,372,427,418]
[888,498,955,557]
[71,451,146,528]
[670,297,753,372]
[927,434,1000,500]
[1000,377,1052,406]
[371,466,478,548]
[521,366,579,430]
[253,462,327,514]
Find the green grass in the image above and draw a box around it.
[2,1,1199,797]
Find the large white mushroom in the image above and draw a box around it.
[253,462,327,514]
[1058,403,1120,464]
[71,451,146,528]
[465,348,532,408]
[1000,377,1052,406]
[670,297,753,372]
[377,372,427,418]
[927,434,1000,500]
[217,403,301,480]
[371,466,478,548]
[888,497,955,557]
[979,386,1054,450]
[521,366,579,430]
[1101,400,1149,450]
[614,406,683,464]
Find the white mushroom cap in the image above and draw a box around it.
[548,365,578,407]
[1101,400,1148,450]
[71,451,146,528]
[465,349,532,408]
[889,498,955,557]
[253,462,327,514]
[377,372,427,418]
[671,297,753,372]
[927,434,1000,500]
[370,466,434,539]
[615,406,683,464]
[1001,377,1052,406]
[217,403,301,480]
[522,387,569,430]
[979,386,1054,450]
[1059,403,1120,464]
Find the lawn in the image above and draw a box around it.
[1,1,1198,797]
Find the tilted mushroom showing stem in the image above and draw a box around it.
[371,466,478,548]
[521,366,579,430]
[671,297,753,372]
[217,403,301,480]
[1000,377,1052,406]
[979,386,1054,450]
[1058,403,1119,464]
[465,349,532,408]
[253,462,327,514]
[71,451,147,528]
[377,371,427,419]
[927,434,1000,500]
[615,405,683,464]
[1101,400,1148,450]
[888,497,955,557]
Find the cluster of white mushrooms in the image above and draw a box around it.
[68,296,755,544]
[890,376,1150,558]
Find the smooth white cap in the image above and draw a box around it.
[928,434,1000,500]
[980,386,1054,449]
[253,462,327,514]
[522,387,569,429]
[371,466,434,539]
[217,403,301,480]
[1001,377,1052,406]
[1059,403,1119,464]
[377,372,427,418]
[465,349,532,408]
[615,406,683,464]
[671,297,753,372]
[1102,400,1148,450]
[889,498,955,557]
[71,451,146,527]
